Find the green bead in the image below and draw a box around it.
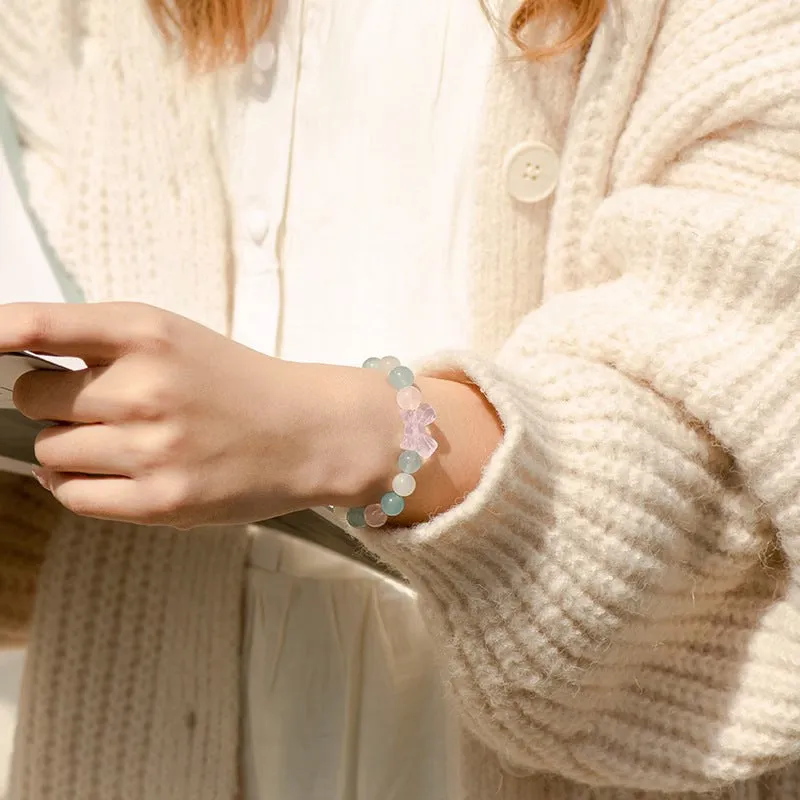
[362,357,381,370]
[398,450,423,474]
[346,507,367,528]
[388,365,414,390]
[381,492,405,517]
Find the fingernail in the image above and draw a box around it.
[31,467,52,492]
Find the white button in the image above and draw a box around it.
[246,207,270,244]
[252,41,277,72]
[504,142,560,204]
[250,70,272,102]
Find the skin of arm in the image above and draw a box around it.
[6,302,502,528]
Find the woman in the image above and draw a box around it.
[1,0,800,798]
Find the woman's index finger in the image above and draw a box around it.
[0,303,145,363]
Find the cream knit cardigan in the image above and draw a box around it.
[2,1,800,798]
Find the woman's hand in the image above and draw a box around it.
[6,303,400,528]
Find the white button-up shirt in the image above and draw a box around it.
[227,0,493,367]
[228,5,494,799]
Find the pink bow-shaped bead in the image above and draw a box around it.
[401,403,438,459]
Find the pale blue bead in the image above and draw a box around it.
[388,365,414,390]
[362,357,382,370]
[381,492,405,517]
[398,450,423,474]
[346,507,367,528]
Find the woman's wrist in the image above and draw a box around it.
[289,361,502,527]
[393,374,502,525]
[284,361,401,510]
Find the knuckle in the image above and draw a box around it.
[157,422,188,459]
[127,305,175,354]
[134,424,187,471]
[122,379,175,421]
[147,378,178,415]
[16,308,53,351]
[142,476,194,525]
[129,440,158,473]
[121,393,160,422]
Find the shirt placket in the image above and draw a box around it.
[230,0,305,356]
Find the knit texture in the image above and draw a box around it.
[362,196,800,790]
[9,517,248,800]
[0,3,250,799]
[357,0,800,795]
[2,1,800,799]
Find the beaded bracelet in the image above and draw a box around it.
[346,356,438,529]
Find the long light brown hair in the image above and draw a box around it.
[508,0,606,60]
[147,0,606,67]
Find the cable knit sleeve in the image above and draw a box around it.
[354,11,800,795]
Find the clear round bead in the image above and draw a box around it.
[392,473,416,497]
[362,357,382,370]
[396,386,422,411]
[379,356,401,374]
[364,504,388,528]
